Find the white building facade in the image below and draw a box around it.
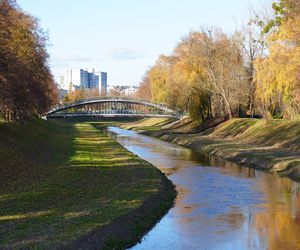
[108,85,138,97]
[59,68,107,95]
[123,86,138,96]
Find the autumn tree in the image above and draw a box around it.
[241,10,268,117]
[165,34,213,120]
[144,29,248,120]
[108,86,122,97]
[0,0,57,121]
[136,74,152,101]
[186,29,248,119]
[147,55,171,104]
[255,0,300,118]
[63,87,100,103]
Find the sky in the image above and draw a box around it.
[17,0,265,87]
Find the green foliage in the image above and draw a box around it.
[263,0,298,34]
[188,91,212,121]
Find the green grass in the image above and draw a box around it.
[0,119,174,249]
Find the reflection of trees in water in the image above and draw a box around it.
[210,156,257,178]
[188,152,257,179]
[111,129,300,249]
[253,178,300,250]
[175,150,300,249]
[253,206,300,250]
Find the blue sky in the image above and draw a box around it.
[17,0,265,86]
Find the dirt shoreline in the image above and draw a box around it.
[64,169,176,250]
[141,130,300,183]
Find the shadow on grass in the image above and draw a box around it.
[0,120,164,249]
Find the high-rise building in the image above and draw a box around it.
[101,72,107,96]
[95,71,107,96]
[59,68,101,93]
[87,69,99,89]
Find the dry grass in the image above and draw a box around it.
[122,117,173,130]
[139,118,300,181]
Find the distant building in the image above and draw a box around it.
[87,69,99,89]
[58,88,68,101]
[95,71,107,96]
[123,85,138,96]
[59,68,104,93]
[108,85,138,97]
[59,75,65,88]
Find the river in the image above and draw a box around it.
[106,127,300,250]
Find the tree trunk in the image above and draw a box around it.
[223,96,232,119]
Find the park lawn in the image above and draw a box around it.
[0,119,170,249]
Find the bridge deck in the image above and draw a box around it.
[47,113,175,118]
[47,98,178,118]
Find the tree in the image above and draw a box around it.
[263,0,300,34]
[174,29,248,119]
[148,55,172,104]
[167,35,212,119]
[136,74,152,101]
[0,0,57,121]
[109,86,122,97]
[242,11,268,117]
[143,28,248,120]
[255,0,300,118]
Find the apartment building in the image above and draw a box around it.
[59,68,107,95]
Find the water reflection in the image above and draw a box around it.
[106,127,300,250]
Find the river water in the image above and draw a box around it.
[107,127,300,250]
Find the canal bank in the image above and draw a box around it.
[0,119,176,249]
[136,118,300,182]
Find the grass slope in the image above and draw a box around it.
[121,117,173,131]
[0,119,175,249]
[135,118,300,181]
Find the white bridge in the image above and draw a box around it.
[47,97,178,118]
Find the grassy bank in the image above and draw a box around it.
[129,118,300,182]
[121,117,174,131]
[0,119,175,249]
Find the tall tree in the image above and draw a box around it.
[136,74,152,101]
[148,55,172,105]
[242,12,267,117]
[143,29,248,120]
[255,0,300,118]
[173,29,248,119]
[0,0,57,121]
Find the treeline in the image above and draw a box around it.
[0,0,57,121]
[63,88,100,103]
[137,0,300,121]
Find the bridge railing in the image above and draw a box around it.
[50,96,174,113]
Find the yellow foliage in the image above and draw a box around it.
[255,13,300,118]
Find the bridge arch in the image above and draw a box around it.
[47,97,178,118]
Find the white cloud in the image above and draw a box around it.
[108,48,146,60]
